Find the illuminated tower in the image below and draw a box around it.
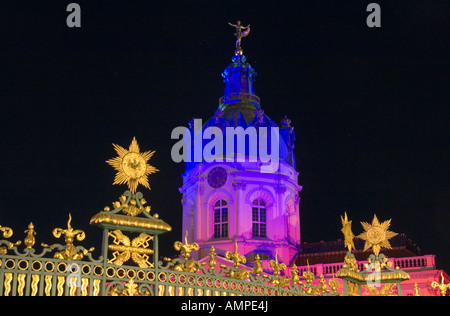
[179,23,301,265]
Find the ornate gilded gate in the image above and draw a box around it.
[0,138,413,296]
[0,193,340,297]
[0,138,340,297]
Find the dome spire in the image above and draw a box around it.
[220,21,260,116]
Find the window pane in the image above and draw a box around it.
[222,208,228,221]
[252,208,259,221]
[214,224,221,238]
[214,209,220,223]
[252,199,259,205]
[222,224,228,237]
[252,223,259,237]
[260,224,266,238]
[260,209,266,222]
[222,200,227,206]
[260,200,266,206]
[215,200,221,207]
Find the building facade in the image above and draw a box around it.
[178,30,449,296]
[179,48,301,265]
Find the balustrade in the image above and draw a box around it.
[294,254,434,278]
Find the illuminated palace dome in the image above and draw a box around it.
[180,24,301,266]
[185,52,296,172]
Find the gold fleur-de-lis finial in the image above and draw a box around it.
[53,213,85,243]
[42,213,94,260]
[303,259,315,285]
[269,250,287,277]
[225,240,246,268]
[174,231,199,260]
[431,272,450,296]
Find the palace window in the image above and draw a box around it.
[214,200,228,238]
[252,199,266,238]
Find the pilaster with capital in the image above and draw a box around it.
[194,179,205,244]
[232,180,247,191]
[274,184,287,195]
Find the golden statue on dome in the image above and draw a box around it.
[228,20,250,55]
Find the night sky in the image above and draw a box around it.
[1,1,449,272]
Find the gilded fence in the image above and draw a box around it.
[0,139,415,297]
[0,210,339,296]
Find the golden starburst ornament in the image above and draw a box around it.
[106,137,158,193]
[357,214,398,256]
[340,212,355,252]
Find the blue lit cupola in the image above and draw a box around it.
[201,33,296,170]
[185,21,297,171]
[218,53,261,127]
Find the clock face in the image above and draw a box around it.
[207,167,228,189]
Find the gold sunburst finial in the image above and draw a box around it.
[340,212,355,252]
[106,137,158,194]
[357,214,398,256]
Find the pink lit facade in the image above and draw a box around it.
[180,160,301,264]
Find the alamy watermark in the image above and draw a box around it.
[171,119,280,173]
[366,261,382,288]
[67,263,81,289]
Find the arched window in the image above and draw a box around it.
[214,200,228,238]
[252,199,266,238]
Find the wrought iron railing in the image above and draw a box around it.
[0,191,340,297]
[0,232,339,296]
[0,139,418,296]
